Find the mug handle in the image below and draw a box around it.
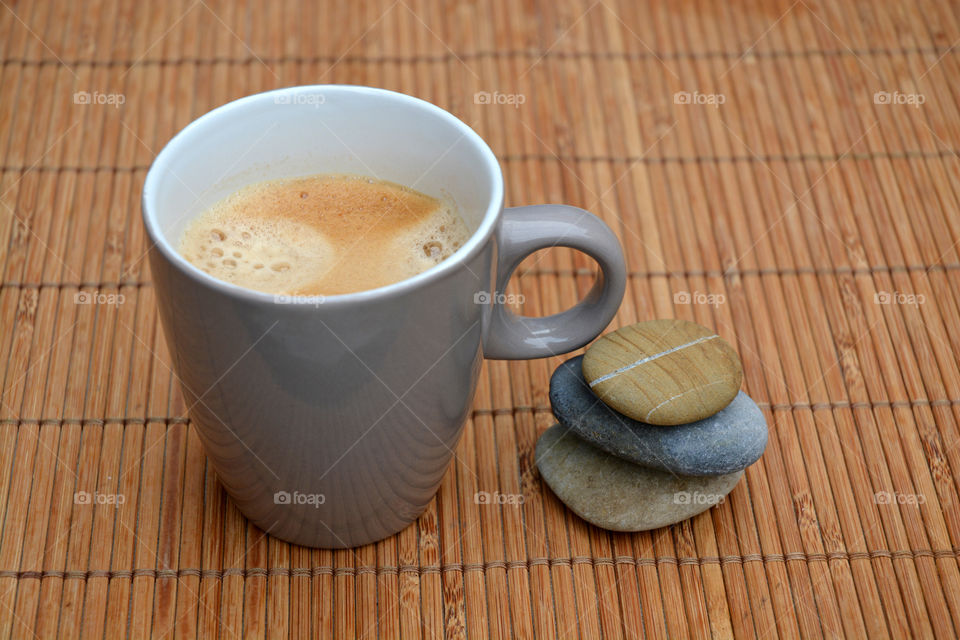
[482,204,627,360]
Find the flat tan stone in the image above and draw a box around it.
[535,424,743,532]
[582,319,743,425]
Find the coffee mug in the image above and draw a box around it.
[142,85,626,548]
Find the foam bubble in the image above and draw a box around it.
[179,174,471,296]
[180,208,335,294]
[390,204,469,277]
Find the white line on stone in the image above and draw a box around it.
[644,380,725,422]
[588,334,720,388]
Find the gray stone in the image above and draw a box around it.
[550,356,767,476]
[535,423,742,532]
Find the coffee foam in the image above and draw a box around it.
[179,174,470,296]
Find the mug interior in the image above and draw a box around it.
[142,85,503,300]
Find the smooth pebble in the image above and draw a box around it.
[582,319,743,425]
[536,424,742,532]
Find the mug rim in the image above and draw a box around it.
[141,84,504,306]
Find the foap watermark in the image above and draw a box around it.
[474,291,525,306]
[73,90,125,108]
[674,290,725,307]
[475,490,524,505]
[474,91,526,108]
[74,490,126,505]
[674,491,726,506]
[874,291,925,307]
[274,93,325,108]
[74,291,125,306]
[274,294,326,307]
[874,491,925,505]
[874,90,925,107]
[274,490,326,507]
[674,91,726,107]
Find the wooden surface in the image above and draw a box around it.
[2,0,960,637]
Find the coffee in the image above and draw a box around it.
[179,174,470,296]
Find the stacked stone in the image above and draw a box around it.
[535,319,768,532]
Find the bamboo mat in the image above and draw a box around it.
[2,0,960,637]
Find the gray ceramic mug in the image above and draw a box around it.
[142,85,626,548]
